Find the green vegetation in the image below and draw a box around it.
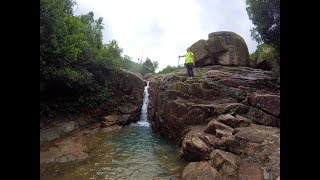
[245,0,280,53]
[158,65,185,74]
[139,58,159,76]
[245,0,280,77]
[250,44,278,62]
[250,43,280,77]
[40,0,158,119]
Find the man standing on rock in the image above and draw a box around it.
[179,47,195,79]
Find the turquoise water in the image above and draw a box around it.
[40,82,187,179]
[40,124,186,179]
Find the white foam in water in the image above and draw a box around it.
[134,81,150,127]
[136,121,150,127]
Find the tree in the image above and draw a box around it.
[40,0,127,116]
[158,65,185,74]
[245,0,280,53]
[139,58,159,76]
[122,55,141,73]
[250,43,280,77]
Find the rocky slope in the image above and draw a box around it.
[146,65,280,179]
[145,31,280,180]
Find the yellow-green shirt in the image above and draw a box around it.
[185,51,194,64]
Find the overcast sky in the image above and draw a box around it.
[73,0,258,72]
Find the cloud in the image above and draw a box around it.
[74,0,258,72]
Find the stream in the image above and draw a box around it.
[40,81,187,179]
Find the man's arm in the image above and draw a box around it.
[178,55,186,58]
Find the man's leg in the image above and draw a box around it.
[190,64,194,78]
[187,64,192,78]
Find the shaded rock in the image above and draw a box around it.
[181,161,222,180]
[199,133,220,147]
[155,98,215,141]
[234,114,252,126]
[257,59,272,71]
[210,149,238,176]
[216,129,234,139]
[244,107,280,127]
[114,70,144,99]
[103,114,121,126]
[189,39,212,66]
[249,59,257,69]
[41,69,145,144]
[204,119,234,135]
[216,114,247,128]
[222,103,249,115]
[117,103,139,114]
[248,93,280,116]
[179,126,217,161]
[206,35,228,53]
[40,127,61,142]
[117,114,132,125]
[216,136,248,155]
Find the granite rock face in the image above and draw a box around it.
[145,64,279,179]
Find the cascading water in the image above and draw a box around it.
[135,81,150,126]
[40,81,186,179]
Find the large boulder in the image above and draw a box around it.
[190,39,213,66]
[190,31,250,67]
[208,31,250,66]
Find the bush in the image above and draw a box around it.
[250,43,279,77]
[158,65,185,74]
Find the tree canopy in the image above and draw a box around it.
[40,0,158,118]
[138,58,159,76]
[245,0,280,53]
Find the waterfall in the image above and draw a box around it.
[135,81,150,126]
